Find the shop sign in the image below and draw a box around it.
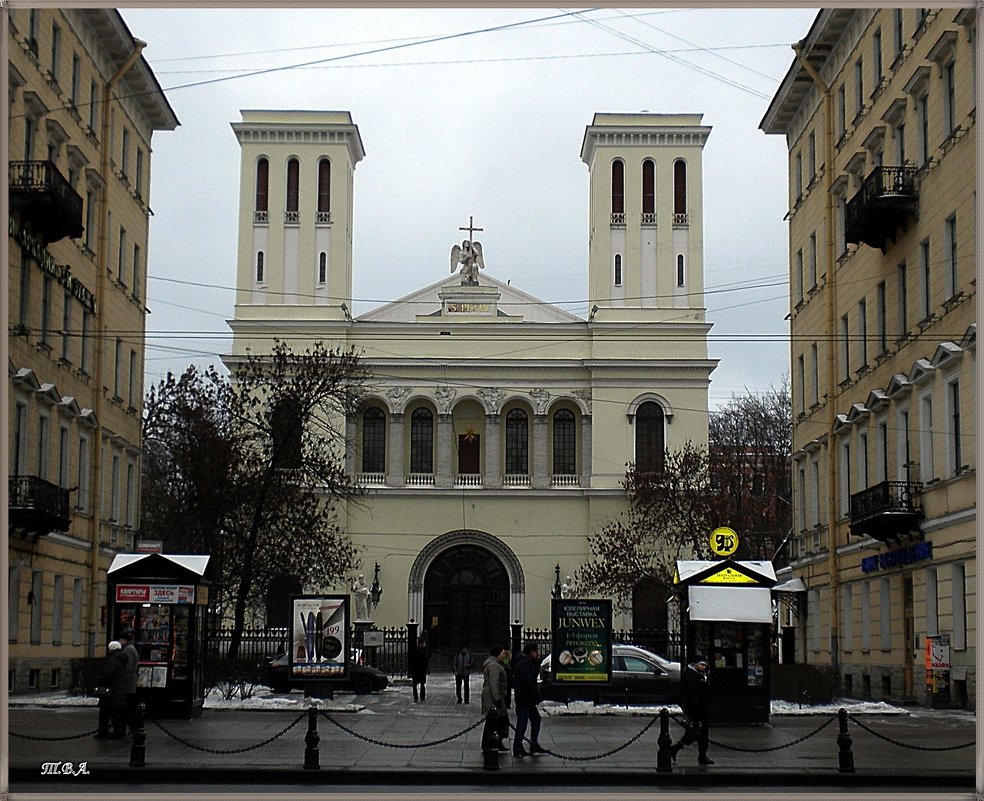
[115,584,195,604]
[9,216,96,311]
[289,595,349,680]
[861,541,933,573]
[698,566,758,584]
[709,527,739,557]
[551,599,613,684]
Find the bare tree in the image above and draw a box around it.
[142,341,369,658]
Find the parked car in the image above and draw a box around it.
[538,644,681,704]
[265,651,389,695]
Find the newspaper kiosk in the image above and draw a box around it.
[106,553,211,719]
[676,558,776,724]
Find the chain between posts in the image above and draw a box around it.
[146,711,307,755]
[320,711,485,748]
[10,729,100,741]
[512,715,660,762]
[669,712,838,752]
[847,715,976,751]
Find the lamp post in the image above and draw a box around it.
[369,562,383,609]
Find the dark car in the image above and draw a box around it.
[266,651,389,695]
[538,644,681,704]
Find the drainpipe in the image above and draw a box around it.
[87,37,146,657]
[792,41,840,675]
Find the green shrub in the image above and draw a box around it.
[70,657,105,696]
[204,656,267,701]
[771,662,839,705]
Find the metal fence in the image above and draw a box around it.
[206,625,682,676]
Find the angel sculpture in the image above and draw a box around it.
[450,239,485,285]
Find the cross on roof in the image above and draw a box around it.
[459,215,483,242]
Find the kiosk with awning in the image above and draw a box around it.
[675,558,777,724]
[106,553,211,719]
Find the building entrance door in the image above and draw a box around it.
[423,544,509,657]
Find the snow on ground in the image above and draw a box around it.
[8,677,975,721]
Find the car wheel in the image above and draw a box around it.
[352,675,373,695]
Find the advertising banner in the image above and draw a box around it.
[115,584,195,604]
[289,595,349,680]
[550,599,612,684]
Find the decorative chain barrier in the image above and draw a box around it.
[146,711,307,755]
[10,729,100,741]
[511,715,660,762]
[320,710,485,749]
[848,714,976,752]
[670,712,838,753]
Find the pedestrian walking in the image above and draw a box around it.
[409,641,430,702]
[670,656,714,765]
[94,641,128,739]
[452,644,473,704]
[480,644,510,752]
[511,643,546,757]
[117,633,139,733]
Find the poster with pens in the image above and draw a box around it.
[289,595,349,680]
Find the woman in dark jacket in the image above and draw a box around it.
[95,641,129,738]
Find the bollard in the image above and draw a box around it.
[481,712,501,771]
[128,702,146,768]
[656,708,673,773]
[303,707,320,770]
[836,707,855,773]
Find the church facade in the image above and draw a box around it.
[225,110,716,647]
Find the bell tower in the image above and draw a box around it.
[231,110,365,321]
[581,113,710,321]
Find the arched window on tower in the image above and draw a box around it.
[410,408,434,474]
[635,401,665,473]
[255,251,264,283]
[505,409,529,475]
[553,409,576,476]
[317,159,330,223]
[271,395,302,470]
[614,254,623,287]
[318,252,327,284]
[611,159,624,217]
[255,158,269,213]
[362,407,386,474]
[673,160,687,219]
[642,160,655,215]
[286,158,300,217]
[677,254,685,287]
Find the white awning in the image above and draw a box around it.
[688,585,773,623]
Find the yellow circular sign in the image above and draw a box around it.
[710,527,739,557]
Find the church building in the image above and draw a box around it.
[225,110,716,648]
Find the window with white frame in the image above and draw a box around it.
[795,249,804,302]
[948,378,962,475]
[71,578,83,645]
[944,60,956,138]
[809,589,821,651]
[892,9,903,60]
[917,93,929,166]
[897,261,908,334]
[836,196,847,256]
[30,571,43,644]
[876,417,889,482]
[795,152,802,199]
[808,233,817,287]
[38,413,50,481]
[945,215,957,300]
[872,29,883,87]
[857,298,868,369]
[919,393,934,483]
[111,453,121,522]
[8,566,20,642]
[920,238,931,318]
[839,439,851,518]
[797,355,805,414]
[841,315,851,381]
[52,575,64,645]
[857,428,870,488]
[129,350,137,408]
[58,425,70,488]
[810,343,819,405]
[613,253,622,286]
[836,85,846,139]
[880,577,891,650]
[126,461,136,528]
[13,402,28,475]
[854,57,865,116]
[77,436,89,513]
[896,406,911,481]
[877,281,887,354]
[810,458,821,531]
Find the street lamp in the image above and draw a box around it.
[369,562,383,608]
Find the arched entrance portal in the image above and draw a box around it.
[422,545,510,655]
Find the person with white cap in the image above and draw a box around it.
[670,656,714,765]
[94,641,128,739]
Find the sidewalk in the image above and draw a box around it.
[7,675,976,788]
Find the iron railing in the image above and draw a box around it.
[8,475,71,521]
[845,165,919,235]
[8,160,84,239]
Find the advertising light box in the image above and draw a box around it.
[550,598,613,684]
[289,595,349,681]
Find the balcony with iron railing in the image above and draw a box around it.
[9,160,84,243]
[849,480,924,542]
[9,476,71,540]
[844,165,919,252]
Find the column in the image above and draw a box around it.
[580,416,592,488]
[436,414,454,489]
[532,415,549,489]
[387,413,405,487]
[484,414,501,489]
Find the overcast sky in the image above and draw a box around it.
[123,6,818,409]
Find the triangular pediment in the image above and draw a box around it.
[356,273,583,324]
[886,373,912,398]
[960,323,976,351]
[909,358,935,386]
[930,341,963,369]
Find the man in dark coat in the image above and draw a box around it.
[511,643,546,758]
[670,656,714,764]
[95,641,129,739]
[117,633,139,733]
[409,641,430,702]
